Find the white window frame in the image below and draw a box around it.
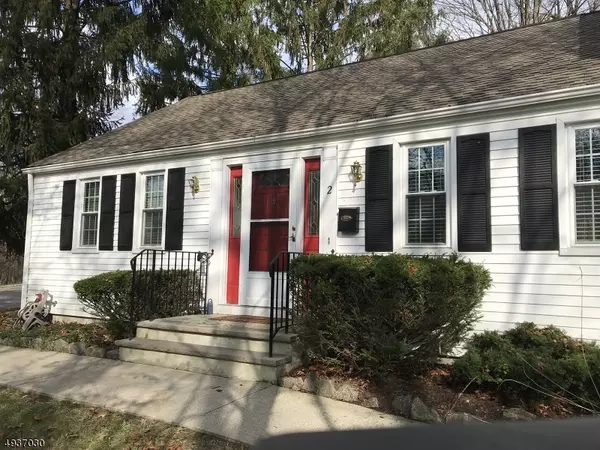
[139,171,167,249]
[74,178,101,250]
[564,123,600,253]
[399,140,451,248]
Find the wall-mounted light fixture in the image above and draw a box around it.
[350,161,363,186]
[188,175,200,197]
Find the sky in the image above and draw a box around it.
[111,94,139,126]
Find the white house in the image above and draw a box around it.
[22,13,600,342]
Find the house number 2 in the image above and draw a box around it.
[327,186,332,194]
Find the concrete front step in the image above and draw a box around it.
[136,327,292,354]
[116,338,291,383]
[135,316,297,354]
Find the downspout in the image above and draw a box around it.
[20,173,34,308]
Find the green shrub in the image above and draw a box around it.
[289,253,492,376]
[133,269,200,319]
[73,269,200,335]
[452,322,600,403]
[74,270,132,336]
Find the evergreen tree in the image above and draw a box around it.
[264,0,441,74]
[134,0,286,115]
[0,0,138,253]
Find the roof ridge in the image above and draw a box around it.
[194,12,594,99]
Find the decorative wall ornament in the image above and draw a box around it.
[188,175,200,197]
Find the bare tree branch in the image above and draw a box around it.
[439,0,599,38]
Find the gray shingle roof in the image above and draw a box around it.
[32,12,600,168]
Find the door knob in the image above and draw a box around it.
[290,226,296,242]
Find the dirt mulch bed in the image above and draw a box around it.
[389,367,505,421]
[0,310,118,351]
[289,362,577,422]
[210,315,270,325]
[288,363,373,397]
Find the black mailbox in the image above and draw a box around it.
[338,207,360,234]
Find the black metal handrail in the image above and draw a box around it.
[129,249,214,334]
[268,251,304,356]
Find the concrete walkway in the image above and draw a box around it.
[0,346,411,445]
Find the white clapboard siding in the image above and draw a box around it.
[23,100,600,341]
[25,158,211,317]
[332,117,600,342]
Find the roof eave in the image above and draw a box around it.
[24,83,600,175]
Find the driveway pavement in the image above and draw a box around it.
[0,346,411,445]
[0,285,20,311]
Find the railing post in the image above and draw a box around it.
[202,252,207,314]
[130,258,137,338]
[269,258,276,357]
[186,252,192,314]
[203,251,213,314]
[150,250,157,318]
[144,251,150,319]
[285,252,291,334]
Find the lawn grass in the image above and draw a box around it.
[0,387,249,450]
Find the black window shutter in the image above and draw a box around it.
[519,125,559,251]
[457,134,491,252]
[59,180,76,251]
[99,176,116,251]
[118,173,136,251]
[365,145,393,252]
[165,167,186,251]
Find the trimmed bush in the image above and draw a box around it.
[133,269,201,319]
[452,322,600,403]
[73,269,200,335]
[289,253,492,376]
[74,270,132,336]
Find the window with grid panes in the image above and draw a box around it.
[574,127,600,242]
[142,173,165,246]
[407,145,447,244]
[80,180,100,246]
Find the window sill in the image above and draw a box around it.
[398,246,454,255]
[559,247,600,257]
[72,248,100,255]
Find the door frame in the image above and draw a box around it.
[218,147,325,312]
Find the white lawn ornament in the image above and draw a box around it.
[14,290,53,331]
